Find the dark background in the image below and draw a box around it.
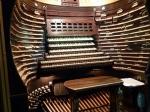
[1,0,28,112]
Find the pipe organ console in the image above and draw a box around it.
[10,0,150,111]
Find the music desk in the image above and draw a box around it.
[64,75,123,112]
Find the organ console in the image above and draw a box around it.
[4,0,150,111]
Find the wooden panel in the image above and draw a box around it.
[96,0,150,79]
[46,17,97,36]
[64,76,122,91]
[61,0,79,6]
[41,90,110,112]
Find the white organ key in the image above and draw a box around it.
[49,48,97,53]
[48,37,94,42]
[41,56,110,64]
[46,52,104,58]
[49,42,95,47]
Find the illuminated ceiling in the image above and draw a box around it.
[80,0,119,6]
[35,0,119,6]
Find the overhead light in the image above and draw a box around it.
[43,5,47,9]
[102,6,106,10]
[34,3,38,7]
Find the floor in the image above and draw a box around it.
[124,105,139,112]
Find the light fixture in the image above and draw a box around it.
[34,3,38,7]
[102,6,106,10]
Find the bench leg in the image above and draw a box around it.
[110,86,123,112]
[71,94,79,112]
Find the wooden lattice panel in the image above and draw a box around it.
[41,90,110,112]
[46,17,97,36]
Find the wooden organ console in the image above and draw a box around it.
[10,0,150,111]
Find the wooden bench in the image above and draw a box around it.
[64,75,123,112]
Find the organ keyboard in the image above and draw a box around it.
[38,35,113,73]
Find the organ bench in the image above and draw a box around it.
[64,75,123,112]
